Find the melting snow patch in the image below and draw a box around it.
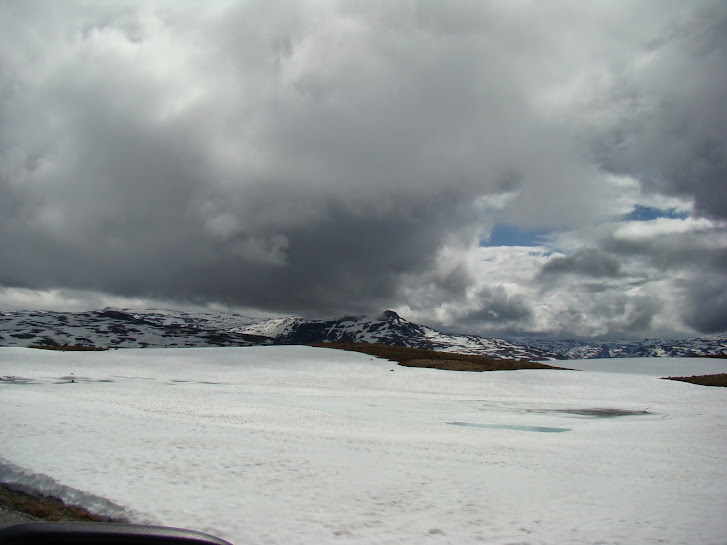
[446,421,571,433]
[552,408,653,418]
[0,376,40,385]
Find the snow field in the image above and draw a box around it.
[1,346,726,545]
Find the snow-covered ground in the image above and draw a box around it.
[1,346,726,545]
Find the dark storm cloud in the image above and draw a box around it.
[1,1,726,336]
[589,2,727,220]
[540,249,621,278]
[680,275,727,333]
[0,0,545,315]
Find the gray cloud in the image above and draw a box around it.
[531,220,727,336]
[599,223,727,277]
[680,274,727,333]
[1,1,725,336]
[461,286,533,326]
[587,2,727,219]
[540,249,621,278]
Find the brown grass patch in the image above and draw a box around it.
[663,373,727,387]
[28,344,107,352]
[0,483,117,522]
[312,342,571,372]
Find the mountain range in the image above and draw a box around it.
[1,308,725,360]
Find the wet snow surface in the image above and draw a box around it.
[1,346,726,545]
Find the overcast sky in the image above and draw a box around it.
[1,0,726,339]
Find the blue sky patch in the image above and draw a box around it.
[625,205,690,222]
[482,224,550,247]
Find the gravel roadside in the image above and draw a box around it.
[0,504,38,527]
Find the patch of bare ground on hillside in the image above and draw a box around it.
[312,342,572,372]
[663,373,727,387]
[28,344,107,352]
[0,483,119,522]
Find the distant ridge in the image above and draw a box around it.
[1,308,725,360]
[520,336,727,359]
[0,308,273,349]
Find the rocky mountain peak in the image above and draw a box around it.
[378,310,403,322]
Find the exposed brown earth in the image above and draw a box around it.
[0,483,118,523]
[663,373,727,387]
[313,342,572,372]
[27,344,108,351]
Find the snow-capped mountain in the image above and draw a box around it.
[0,308,559,360]
[238,310,562,360]
[1,308,725,360]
